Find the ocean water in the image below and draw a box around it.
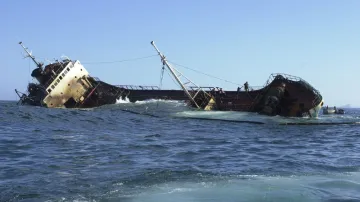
[1,100,360,202]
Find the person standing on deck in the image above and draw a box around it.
[244,82,249,92]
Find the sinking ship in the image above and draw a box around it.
[15,42,125,108]
[16,41,324,117]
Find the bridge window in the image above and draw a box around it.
[67,67,70,71]
[62,73,65,77]
[59,76,63,80]
[47,89,52,93]
[51,85,55,89]
[57,79,60,83]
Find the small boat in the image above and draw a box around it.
[323,108,336,114]
[322,106,345,115]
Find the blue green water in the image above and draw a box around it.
[1,100,360,201]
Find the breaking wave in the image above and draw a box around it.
[116,97,186,106]
[67,172,360,201]
[173,110,360,125]
[112,99,360,125]
[134,99,186,105]
[125,172,360,202]
[116,96,130,103]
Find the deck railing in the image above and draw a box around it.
[116,85,160,90]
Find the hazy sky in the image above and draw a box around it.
[2,0,360,106]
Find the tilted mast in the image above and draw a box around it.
[151,41,212,109]
[19,41,43,70]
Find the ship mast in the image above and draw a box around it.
[19,41,42,70]
[151,41,202,109]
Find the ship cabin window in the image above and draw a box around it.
[64,70,68,74]
[54,82,58,86]
[47,89,52,93]
[57,79,60,83]
[51,85,55,89]
[62,73,65,77]
[59,76,63,80]
[67,67,70,71]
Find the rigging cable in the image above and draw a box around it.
[82,54,158,64]
[159,65,165,90]
[168,60,242,87]
[156,65,166,109]
[28,58,30,83]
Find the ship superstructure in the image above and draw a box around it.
[15,42,124,108]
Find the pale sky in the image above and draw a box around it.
[2,0,360,107]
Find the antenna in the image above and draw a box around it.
[61,55,71,61]
[19,41,43,70]
[44,58,53,64]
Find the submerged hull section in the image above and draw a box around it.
[17,79,123,109]
[121,74,324,117]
